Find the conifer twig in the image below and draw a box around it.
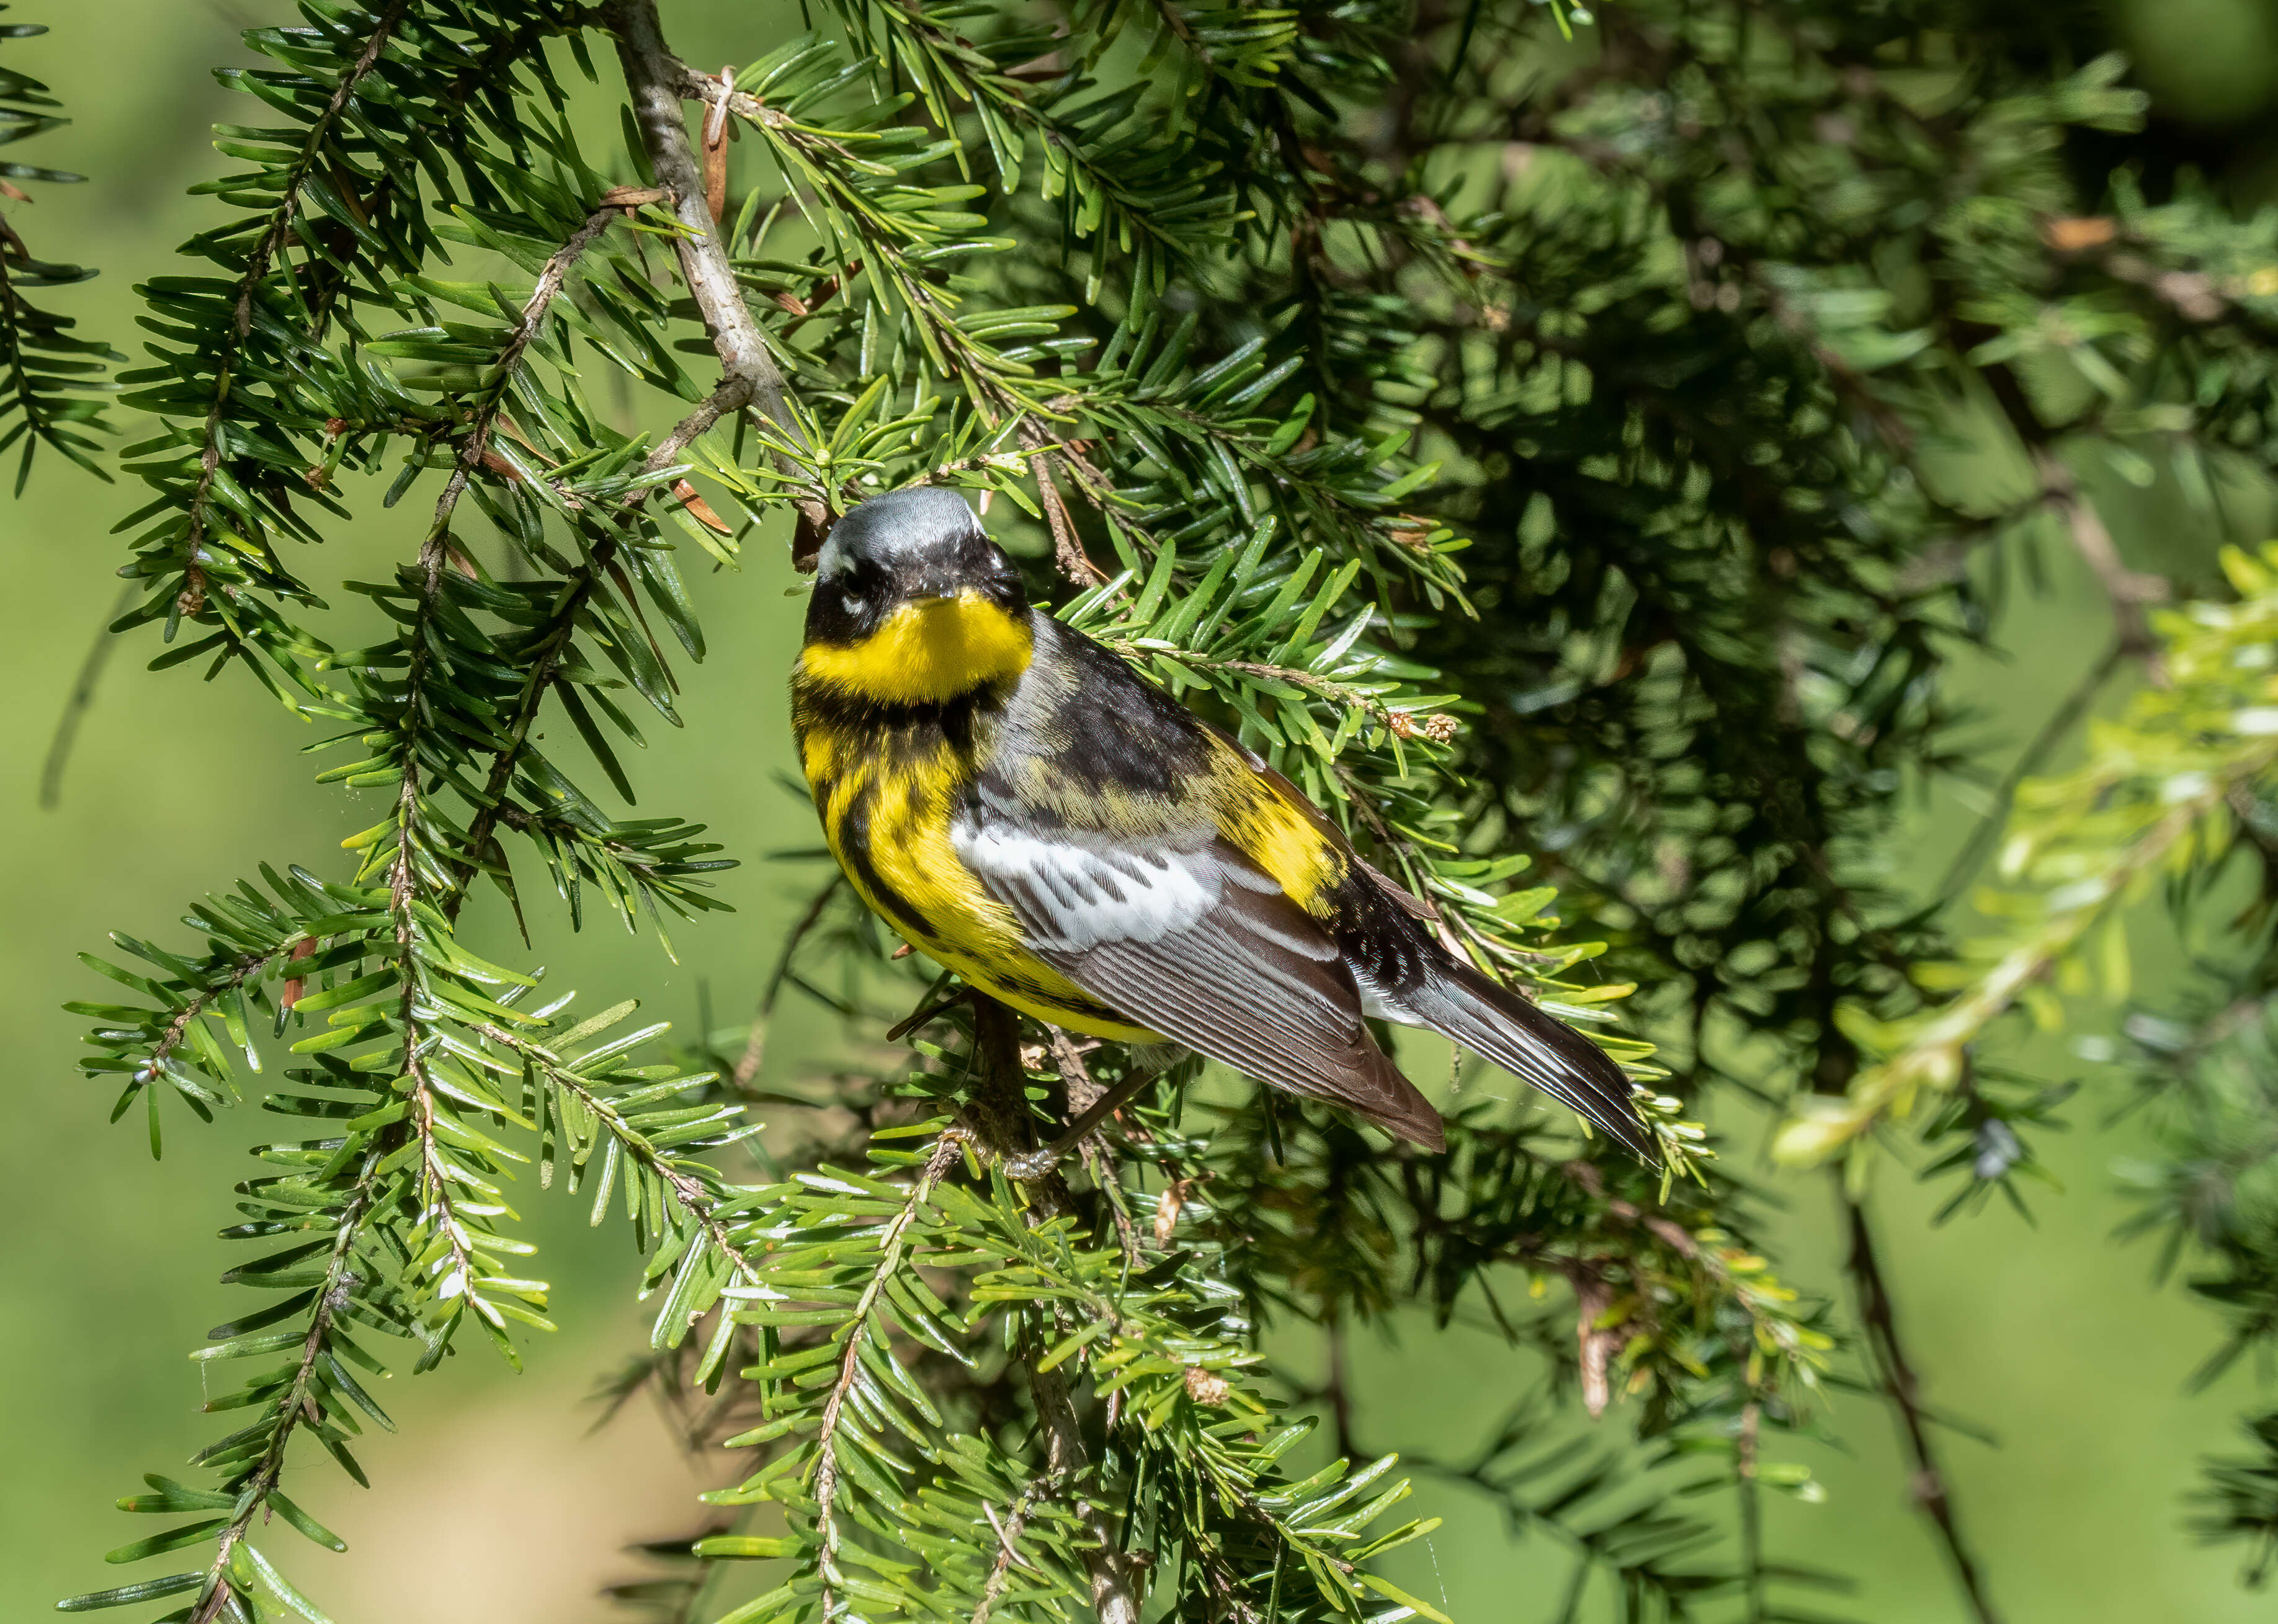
[176,0,412,618]
[807,1136,963,1618]
[144,948,275,1082]
[387,207,632,1314]
[442,0,835,912]
[189,1151,384,1624]
[426,203,622,539]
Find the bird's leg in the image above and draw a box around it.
[1002,1070,1158,1182]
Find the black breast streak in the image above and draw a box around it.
[833,781,939,940]
[795,680,996,741]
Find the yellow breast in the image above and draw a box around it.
[795,690,1158,1044]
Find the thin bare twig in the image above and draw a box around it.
[971,1478,1053,1624]
[1045,1028,1146,1261]
[38,581,135,810]
[1842,1189,2004,1624]
[731,873,846,1089]
[445,0,834,914]
[1324,1314,1359,1460]
[2035,453,2169,679]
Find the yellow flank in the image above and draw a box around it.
[798,591,1034,704]
[798,720,1163,1044]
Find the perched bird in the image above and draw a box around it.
[789,487,1650,1160]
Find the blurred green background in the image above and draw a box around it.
[10,2,2278,1619]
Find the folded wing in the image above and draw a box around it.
[950,815,1444,1149]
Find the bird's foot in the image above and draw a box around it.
[1001,1146,1065,1183]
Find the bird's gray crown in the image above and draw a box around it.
[817,487,985,580]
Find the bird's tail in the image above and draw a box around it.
[1403,956,1653,1160]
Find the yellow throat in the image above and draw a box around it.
[799,591,1034,705]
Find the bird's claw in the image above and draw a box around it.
[1001,1146,1063,1183]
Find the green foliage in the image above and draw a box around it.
[0,6,115,483]
[1759,540,2278,1570]
[37,0,2278,1622]
[2193,1411,2278,1588]
[1786,544,2278,1162]
[684,1118,1443,1623]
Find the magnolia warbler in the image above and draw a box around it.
[789,488,1650,1161]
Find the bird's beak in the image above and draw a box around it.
[898,566,973,605]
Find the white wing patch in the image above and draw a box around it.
[950,819,1220,951]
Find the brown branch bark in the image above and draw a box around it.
[1030,449,1105,581]
[1842,1188,2005,1624]
[967,997,1144,1624]
[610,0,795,439]
[609,0,828,552]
